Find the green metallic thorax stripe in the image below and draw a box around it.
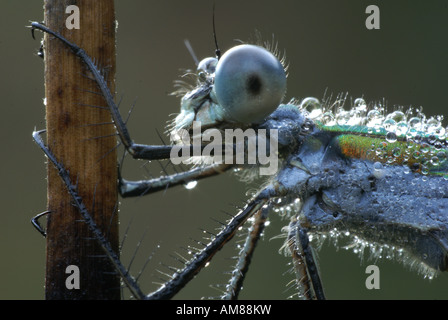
[336,134,417,168]
[314,122,448,176]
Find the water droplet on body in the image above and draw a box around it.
[184,181,198,189]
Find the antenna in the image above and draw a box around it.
[212,3,221,59]
[184,39,199,66]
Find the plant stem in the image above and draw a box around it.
[43,0,119,299]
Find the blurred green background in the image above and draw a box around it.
[2,0,448,299]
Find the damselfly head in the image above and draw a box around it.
[171,42,287,134]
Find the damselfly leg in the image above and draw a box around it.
[33,127,278,299]
[31,22,234,193]
[31,210,50,237]
[33,14,448,300]
[31,22,323,299]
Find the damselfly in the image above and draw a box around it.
[31,10,448,299]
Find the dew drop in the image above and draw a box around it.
[413,150,421,160]
[430,156,439,166]
[396,121,408,136]
[408,117,422,129]
[336,109,351,125]
[392,147,402,157]
[420,142,430,154]
[300,97,322,119]
[321,111,335,125]
[437,151,447,162]
[372,161,385,178]
[383,119,397,132]
[403,166,411,174]
[309,163,320,175]
[354,98,366,108]
[367,109,381,124]
[387,110,406,122]
[428,134,437,144]
[184,180,198,190]
[386,131,397,143]
[373,162,383,171]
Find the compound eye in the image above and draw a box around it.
[197,57,218,74]
[213,44,287,124]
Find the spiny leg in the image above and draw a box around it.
[222,206,269,299]
[31,22,138,159]
[146,189,274,300]
[30,22,216,161]
[34,127,280,299]
[32,130,145,300]
[119,163,232,197]
[31,21,233,197]
[287,219,326,300]
[31,210,50,237]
